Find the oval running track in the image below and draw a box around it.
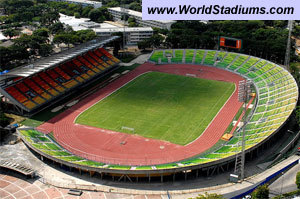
[37,63,244,166]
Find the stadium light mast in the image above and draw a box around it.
[284,20,294,71]
[234,80,252,181]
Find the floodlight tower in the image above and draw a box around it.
[234,80,252,181]
[284,20,294,71]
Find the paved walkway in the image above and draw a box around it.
[0,131,299,199]
[0,173,169,199]
[1,154,299,199]
[119,54,151,66]
[1,127,299,198]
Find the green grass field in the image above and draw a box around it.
[76,72,235,145]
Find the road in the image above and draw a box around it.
[269,161,300,197]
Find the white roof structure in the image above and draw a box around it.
[108,7,176,24]
[59,14,91,31]
[0,32,8,41]
[67,0,101,6]
[59,14,117,31]
[2,37,118,78]
[96,27,153,33]
[59,14,153,33]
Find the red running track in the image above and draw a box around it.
[38,63,244,166]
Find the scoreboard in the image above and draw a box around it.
[219,37,242,49]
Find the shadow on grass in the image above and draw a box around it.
[21,64,141,128]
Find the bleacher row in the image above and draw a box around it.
[148,49,298,165]
[18,49,298,171]
[3,48,120,111]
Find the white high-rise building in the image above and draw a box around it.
[108,7,176,30]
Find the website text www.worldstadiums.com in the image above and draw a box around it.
[147,5,294,15]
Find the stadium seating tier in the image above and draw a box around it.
[2,48,120,111]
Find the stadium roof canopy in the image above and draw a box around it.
[1,36,118,79]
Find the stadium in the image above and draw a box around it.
[1,35,298,183]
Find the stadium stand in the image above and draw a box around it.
[171,49,184,63]
[185,49,195,63]
[216,52,237,68]
[194,50,206,64]
[203,50,217,65]
[0,47,120,113]
[16,48,298,174]
[145,49,298,167]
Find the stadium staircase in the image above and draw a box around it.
[182,49,186,63]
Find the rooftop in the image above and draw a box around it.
[108,7,176,24]
[0,31,7,41]
[63,0,101,5]
[59,14,153,33]
[96,27,153,33]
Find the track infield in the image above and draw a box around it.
[76,72,235,145]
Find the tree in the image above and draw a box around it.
[128,17,135,23]
[53,29,96,46]
[0,109,9,127]
[74,12,80,18]
[0,0,34,15]
[3,28,19,39]
[49,22,65,35]
[251,184,269,199]
[81,6,93,17]
[137,40,150,50]
[121,14,129,21]
[296,171,300,189]
[38,43,53,56]
[40,11,59,26]
[0,46,12,70]
[290,63,300,84]
[75,29,96,43]
[53,33,71,47]
[36,0,47,3]
[14,34,33,49]
[0,45,29,71]
[9,45,30,61]
[129,2,141,11]
[20,11,34,22]
[128,17,137,27]
[149,34,164,48]
[190,192,225,199]
[293,25,300,38]
[88,9,102,22]
[128,22,135,27]
[88,8,112,23]
[33,28,49,39]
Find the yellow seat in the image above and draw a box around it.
[24,101,36,109]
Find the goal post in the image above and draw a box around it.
[186,73,197,77]
[121,126,135,134]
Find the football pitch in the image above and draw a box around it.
[76,72,235,145]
